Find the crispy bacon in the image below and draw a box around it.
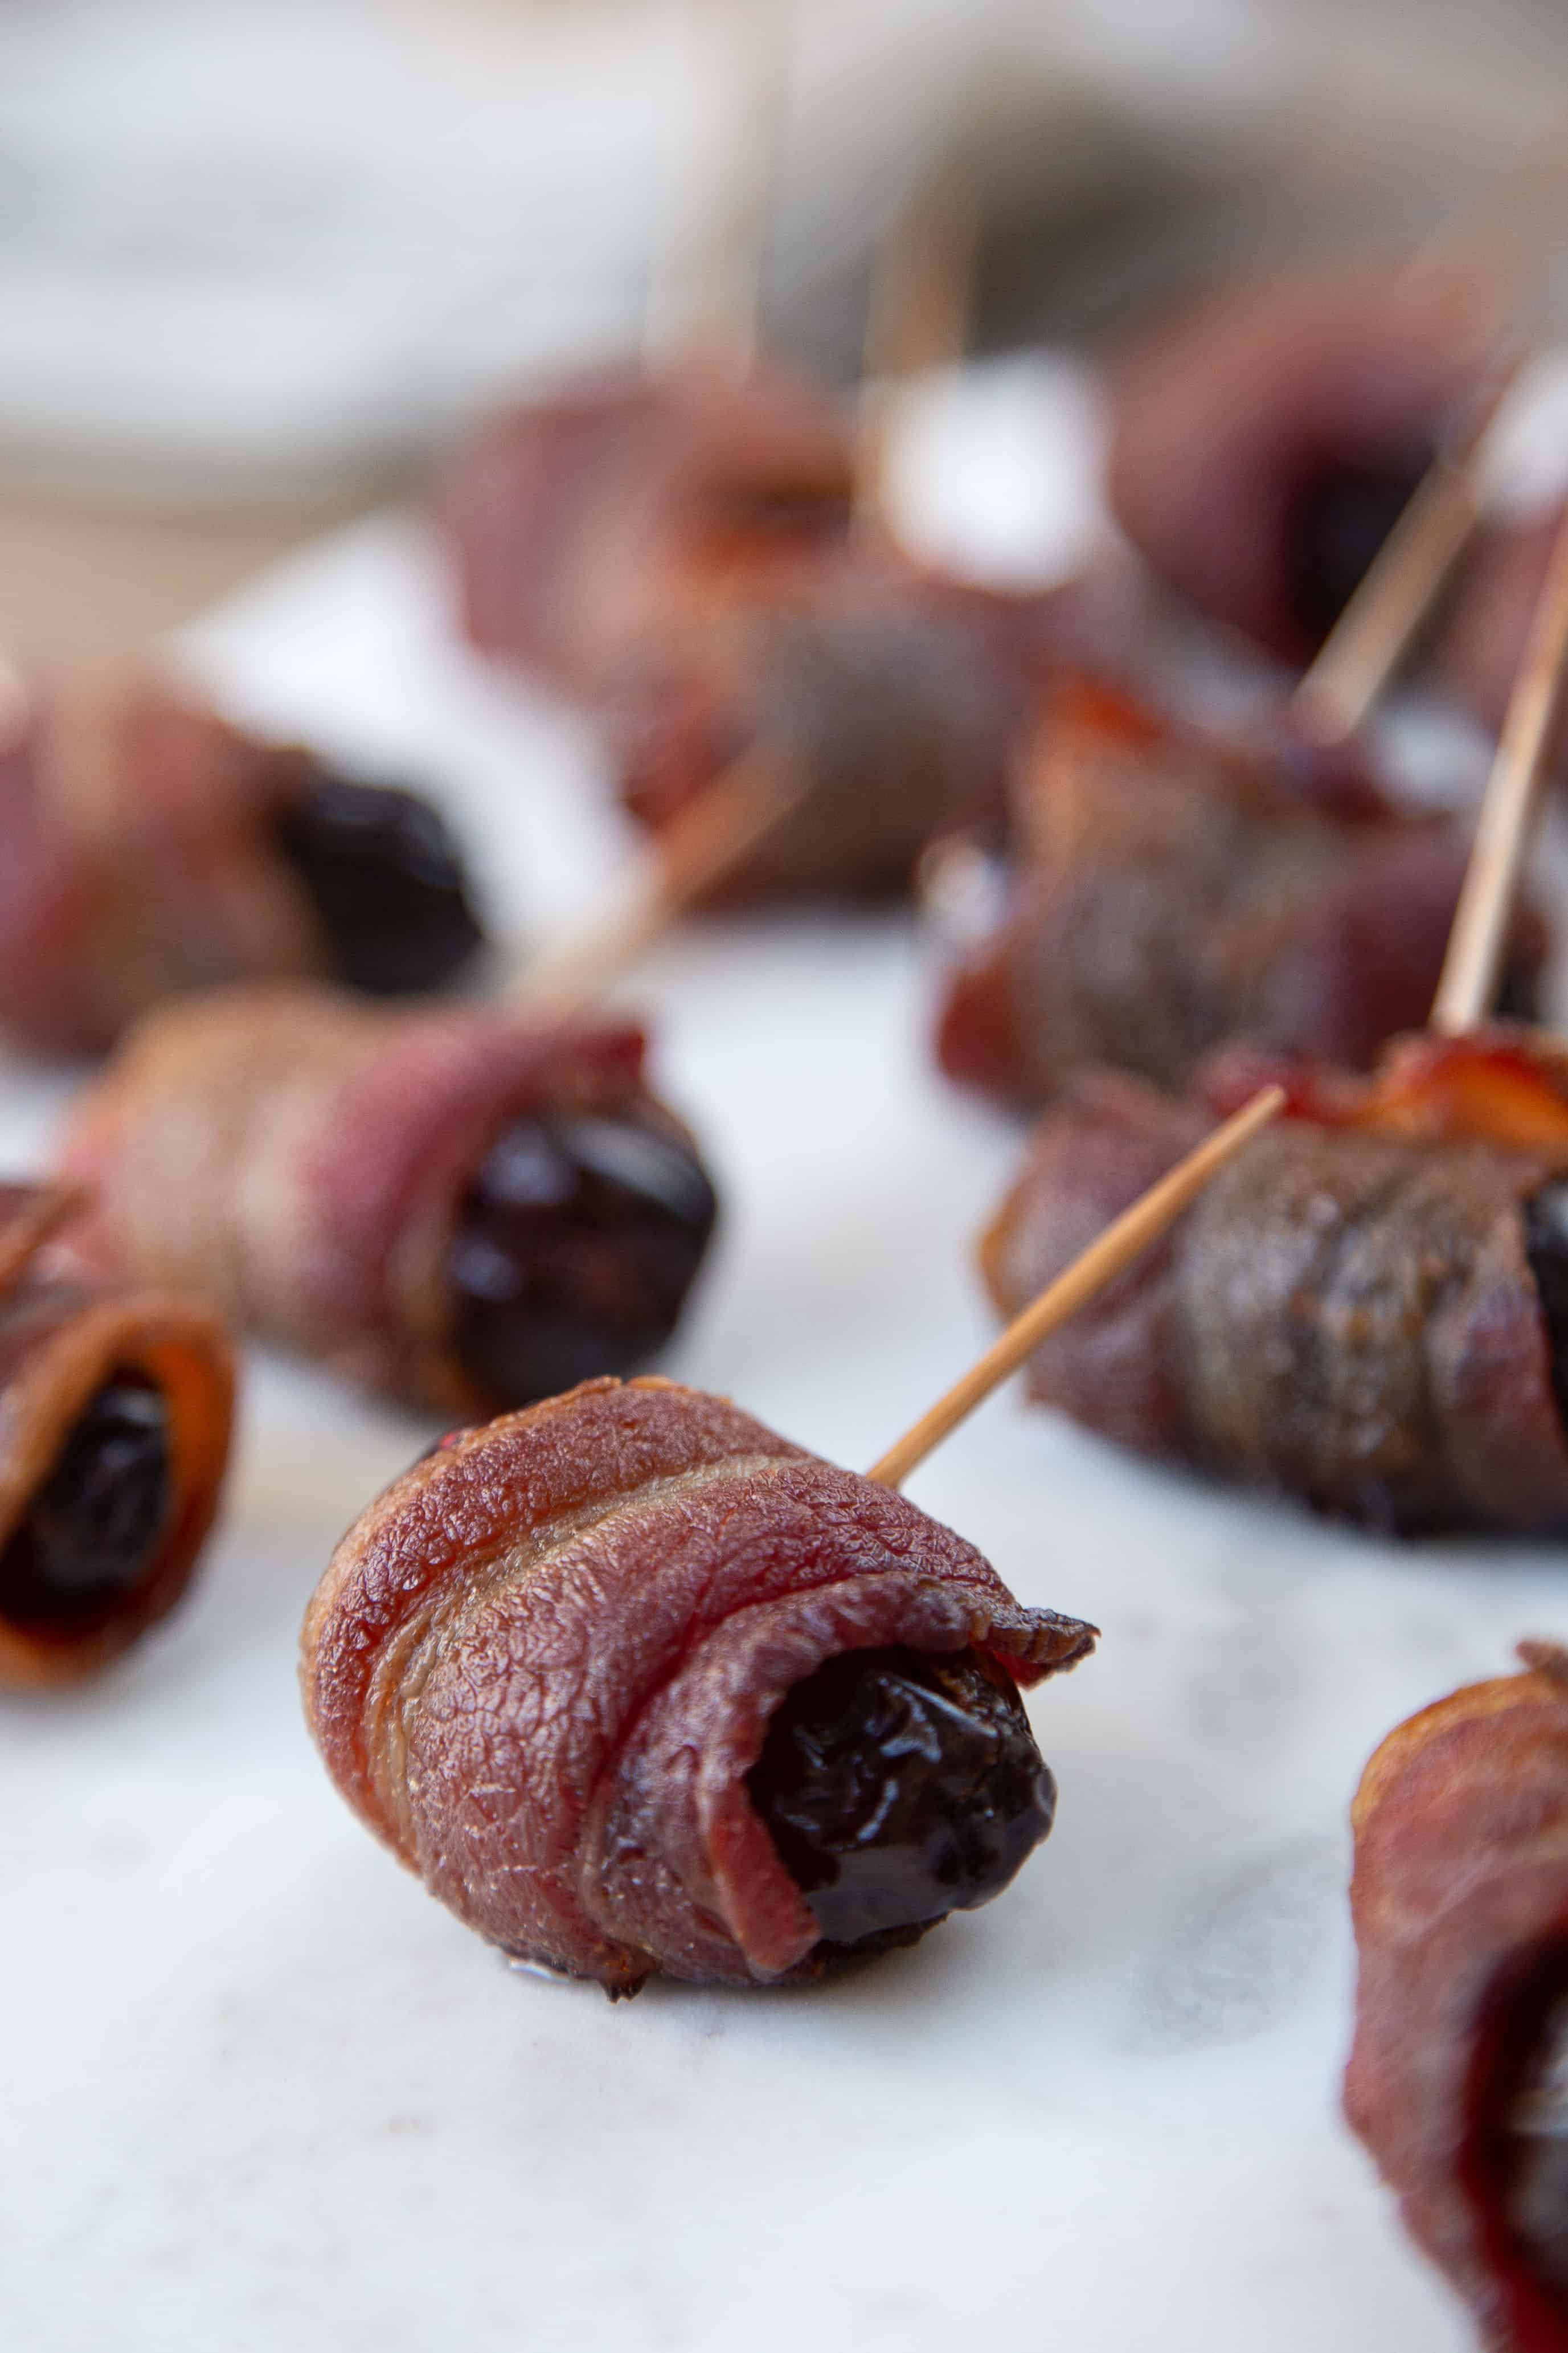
[979,1030,1568,1531]
[0,1182,234,1687]
[1106,266,1491,659]
[936,676,1543,1105]
[54,983,713,1419]
[441,356,1124,899]
[1347,1645,1568,2349]
[300,1376,1096,1991]
[440,357,858,700]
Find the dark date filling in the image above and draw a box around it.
[1525,1183,1568,1433]
[1497,1974,1568,2309]
[1282,454,1431,647]
[747,1645,1057,1950]
[447,1102,718,1411]
[0,1373,171,1634]
[271,775,485,997]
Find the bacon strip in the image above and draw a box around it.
[1347,1647,1568,2351]
[0,681,328,1056]
[937,677,1545,1105]
[54,982,694,1417]
[980,1037,1568,1530]
[0,1182,234,1687]
[301,1377,1096,1991]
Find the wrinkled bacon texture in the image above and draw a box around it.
[301,1378,1095,1990]
[0,1181,234,1686]
[980,1032,1568,1530]
[1347,1650,1568,2350]
[937,676,1543,1105]
[0,679,334,1057]
[54,982,672,1417]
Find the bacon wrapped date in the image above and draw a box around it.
[1104,265,1564,744]
[300,1376,1096,1991]
[1106,266,1492,659]
[55,983,718,1419]
[979,1028,1568,1533]
[1347,1642,1568,2348]
[612,562,1049,900]
[0,1180,234,1686]
[0,676,483,1057]
[441,357,857,700]
[441,353,1105,900]
[935,676,1542,1106]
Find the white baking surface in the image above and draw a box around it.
[2,365,1563,2353]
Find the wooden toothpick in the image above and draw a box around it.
[855,155,980,537]
[1429,503,1568,1035]
[510,141,977,1014]
[658,0,795,379]
[510,747,804,1016]
[1289,349,1523,747]
[866,1083,1286,1490]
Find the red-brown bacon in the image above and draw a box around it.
[440,356,859,700]
[0,675,484,1058]
[1104,263,1563,741]
[1106,265,1493,660]
[441,355,1110,900]
[55,982,713,1419]
[1347,1644,1568,2350]
[0,680,326,1056]
[300,1376,1096,1992]
[979,1027,1568,1532]
[935,675,1541,1105]
[0,1180,234,1687]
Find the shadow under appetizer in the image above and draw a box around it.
[441,353,1110,903]
[979,1026,1568,1535]
[300,1376,1095,1992]
[0,1179,233,1686]
[55,982,718,1419]
[1348,1641,1568,2350]
[0,675,483,1058]
[936,676,1545,1109]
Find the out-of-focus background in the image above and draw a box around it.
[3,0,1567,659]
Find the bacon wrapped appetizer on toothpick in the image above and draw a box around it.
[0,673,484,1059]
[296,1092,1279,1993]
[301,1376,1092,1992]
[935,674,1545,1108]
[444,349,1090,906]
[55,983,717,1419]
[0,1180,234,1686]
[1106,262,1562,746]
[1347,1642,1568,2348]
[981,1024,1568,1534]
[977,502,1568,1534]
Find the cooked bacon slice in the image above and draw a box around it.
[440,357,858,700]
[1106,266,1493,659]
[0,679,481,1058]
[0,1180,234,1686]
[612,562,1055,898]
[440,355,1124,900]
[54,983,717,1420]
[1348,1644,1568,2349]
[979,1028,1568,1531]
[300,1376,1096,1991]
[936,676,1544,1105]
